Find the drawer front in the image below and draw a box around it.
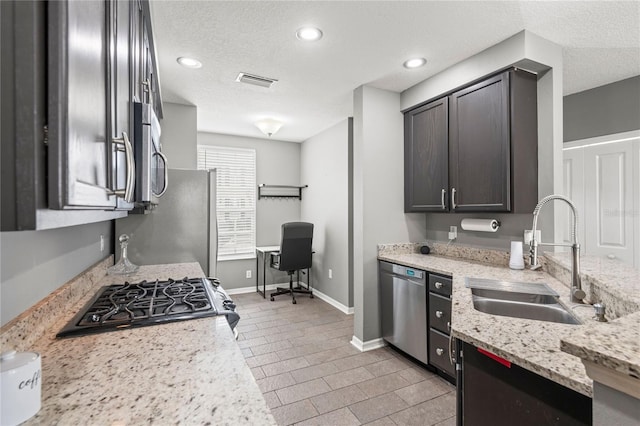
[429,293,452,334]
[429,329,455,377]
[428,274,452,297]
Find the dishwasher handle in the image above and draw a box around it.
[387,264,425,280]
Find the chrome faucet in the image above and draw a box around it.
[529,194,586,303]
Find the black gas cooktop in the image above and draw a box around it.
[57,277,238,338]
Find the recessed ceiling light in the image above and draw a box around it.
[177,57,202,69]
[403,58,427,69]
[296,27,323,41]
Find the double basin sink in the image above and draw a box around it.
[466,278,581,325]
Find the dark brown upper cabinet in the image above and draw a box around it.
[1,0,161,230]
[404,97,449,212]
[404,69,538,213]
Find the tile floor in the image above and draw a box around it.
[233,292,456,426]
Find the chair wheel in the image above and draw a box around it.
[292,299,297,304]
[270,297,274,301]
[310,294,314,298]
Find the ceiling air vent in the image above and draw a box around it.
[235,72,278,88]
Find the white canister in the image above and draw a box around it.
[1,350,42,426]
[509,241,525,270]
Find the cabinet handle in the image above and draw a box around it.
[152,151,169,197]
[435,310,443,318]
[436,348,444,356]
[447,321,451,331]
[451,188,457,209]
[106,132,136,203]
[441,189,446,210]
[435,282,443,289]
[448,332,455,365]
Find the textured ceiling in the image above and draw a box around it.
[150,1,640,142]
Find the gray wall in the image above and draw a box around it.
[162,102,198,169]
[564,75,640,142]
[353,86,427,342]
[0,221,112,326]
[424,213,533,250]
[300,119,351,308]
[198,132,301,290]
[402,30,563,250]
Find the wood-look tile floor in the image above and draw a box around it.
[233,292,456,426]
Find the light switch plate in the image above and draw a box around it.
[448,226,457,240]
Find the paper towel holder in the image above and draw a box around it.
[460,218,501,232]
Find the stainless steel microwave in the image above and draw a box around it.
[133,102,168,208]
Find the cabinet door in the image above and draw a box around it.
[130,0,144,103]
[461,341,591,425]
[450,72,510,212]
[48,0,117,209]
[111,0,134,210]
[404,97,449,212]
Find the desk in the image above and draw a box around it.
[256,246,280,298]
[255,246,312,298]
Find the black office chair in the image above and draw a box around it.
[269,222,314,304]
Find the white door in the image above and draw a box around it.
[584,140,636,265]
[563,131,639,269]
[562,149,586,248]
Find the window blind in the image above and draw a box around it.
[197,145,256,260]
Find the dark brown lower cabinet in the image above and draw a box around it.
[457,340,591,426]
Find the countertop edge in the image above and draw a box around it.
[378,253,595,397]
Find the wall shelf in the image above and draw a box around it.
[258,184,308,200]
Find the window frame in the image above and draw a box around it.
[197,145,257,261]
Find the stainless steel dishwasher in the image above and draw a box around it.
[379,261,427,364]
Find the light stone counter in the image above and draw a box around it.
[378,250,611,397]
[560,311,640,387]
[1,260,276,425]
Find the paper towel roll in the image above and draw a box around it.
[460,218,500,232]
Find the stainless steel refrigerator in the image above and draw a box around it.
[115,168,218,277]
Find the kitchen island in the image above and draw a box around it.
[0,260,276,425]
[378,243,640,398]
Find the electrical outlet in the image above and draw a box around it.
[245,270,252,279]
[100,235,105,252]
[524,230,542,245]
[448,225,457,240]
[328,269,333,279]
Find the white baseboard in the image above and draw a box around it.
[350,335,387,352]
[311,288,354,315]
[226,284,355,315]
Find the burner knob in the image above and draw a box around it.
[224,303,236,310]
[90,314,101,322]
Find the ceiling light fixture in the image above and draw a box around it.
[296,27,323,41]
[255,118,283,137]
[403,57,427,69]
[177,57,202,69]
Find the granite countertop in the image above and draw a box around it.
[547,253,640,389]
[378,251,610,397]
[560,311,640,383]
[16,262,275,425]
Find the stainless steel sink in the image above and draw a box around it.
[465,277,581,325]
